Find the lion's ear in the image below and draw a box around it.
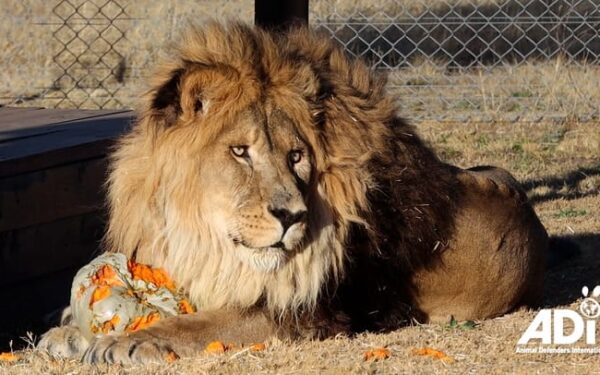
[149,68,185,128]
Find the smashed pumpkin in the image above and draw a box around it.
[70,253,196,340]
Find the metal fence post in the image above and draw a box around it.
[255,0,308,30]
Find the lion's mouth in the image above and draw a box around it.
[268,241,285,249]
[233,238,288,252]
[231,239,289,272]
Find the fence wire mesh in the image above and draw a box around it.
[1,0,137,109]
[1,0,598,123]
[39,0,130,108]
[48,0,130,108]
[0,0,251,110]
[312,0,600,122]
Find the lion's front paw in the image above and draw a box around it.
[37,325,89,359]
[82,333,179,365]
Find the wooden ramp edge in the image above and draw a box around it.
[0,107,134,342]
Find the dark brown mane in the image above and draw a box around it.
[279,27,462,333]
[340,119,461,331]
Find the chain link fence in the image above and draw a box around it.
[0,0,252,110]
[313,0,600,122]
[47,0,130,108]
[1,0,599,123]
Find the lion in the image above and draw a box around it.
[38,22,548,364]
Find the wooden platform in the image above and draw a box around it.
[0,107,134,345]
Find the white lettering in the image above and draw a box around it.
[518,309,552,345]
[586,319,596,345]
[553,310,584,344]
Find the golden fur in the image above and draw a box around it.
[105,23,353,314]
[38,22,548,364]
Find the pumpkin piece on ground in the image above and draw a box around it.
[249,343,266,352]
[364,347,391,361]
[165,351,180,363]
[412,347,454,363]
[205,341,228,354]
[0,352,18,362]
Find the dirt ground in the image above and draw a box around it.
[1,118,598,374]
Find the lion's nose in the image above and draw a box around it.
[268,207,307,233]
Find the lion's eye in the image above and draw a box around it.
[288,150,303,165]
[231,146,249,158]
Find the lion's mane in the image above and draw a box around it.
[105,22,458,332]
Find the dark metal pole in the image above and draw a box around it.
[255,0,309,30]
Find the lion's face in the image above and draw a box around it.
[199,106,312,272]
[107,23,383,311]
[140,63,318,273]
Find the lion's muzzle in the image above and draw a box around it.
[269,207,307,236]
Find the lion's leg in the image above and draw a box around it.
[37,307,90,359]
[82,309,276,364]
[412,167,547,323]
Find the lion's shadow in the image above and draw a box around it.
[520,165,600,307]
[522,166,600,205]
[543,233,600,308]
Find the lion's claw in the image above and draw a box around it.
[83,334,178,365]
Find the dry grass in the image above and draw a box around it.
[388,58,600,122]
[1,119,599,374]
